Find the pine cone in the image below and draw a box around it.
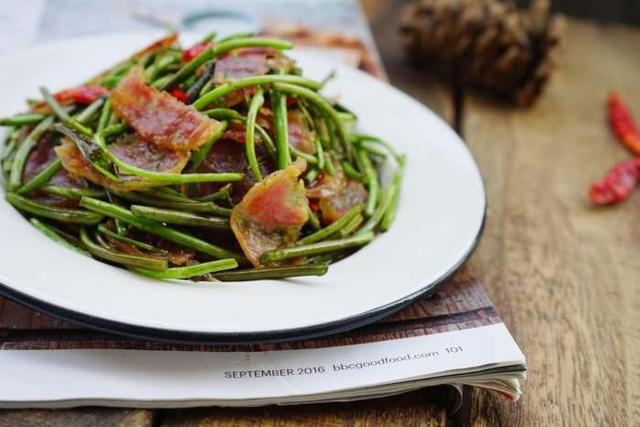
[400,0,565,106]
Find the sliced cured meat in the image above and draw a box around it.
[306,159,346,199]
[305,161,367,223]
[306,170,343,199]
[213,51,269,83]
[318,179,368,224]
[213,48,294,83]
[109,134,190,174]
[196,139,275,204]
[287,110,315,154]
[221,121,263,144]
[213,48,295,107]
[55,139,142,192]
[230,159,308,266]
[23,134,84,207]
[111,67,221,152]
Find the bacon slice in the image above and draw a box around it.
[306,159,348,200]
[24,134,78,187]
[306,162,367,223]
[213,48,294,83]
[287,110,315,154]
[109,134,190,174]
[222,108,312,153]
[230,159,308,266]
[23,134,84,207]
[213,48,294,107]
[213,51,270,83]
[55,134,189,192]
[319,180,368,224]
[306,170,343,200]
[55,140,140,192]
[111,67,221,152]
[221,121,263,144]
[220,90,250,108]
[196,140,275,204]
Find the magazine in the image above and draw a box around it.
[0,268,525,408]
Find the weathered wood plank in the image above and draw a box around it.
[0,408,153,427]
[463,18,640,426]
[0,298,75,330]
[160,387,449,427]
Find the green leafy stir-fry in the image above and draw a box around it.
[1,32,405,282]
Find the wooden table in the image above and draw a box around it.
[375,8,640,427]
[2,4,640,426]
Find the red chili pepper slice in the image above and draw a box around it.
[59,86,109,104]
[182,41,212,63]
[308,199,320,212]
[169,88,188,103]
[32,86,108,112]
[590,157,640,204]
[608,92,640,155]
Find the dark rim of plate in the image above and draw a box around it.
[0,203,486,345]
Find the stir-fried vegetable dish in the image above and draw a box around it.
[1,32,405,282]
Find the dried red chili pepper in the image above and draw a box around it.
[590,157,640,204]
[169,88,188,103]
[182,41,212,63]
[608,92,640,155]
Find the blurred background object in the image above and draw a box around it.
[260,21,385,77]
[399,0,564,106]
[362,0,640,26]
[514,0,640,25]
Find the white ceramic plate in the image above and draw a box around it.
[0,33,485,343]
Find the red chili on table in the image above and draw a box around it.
[608,91,640,155]
[589,157,640,205]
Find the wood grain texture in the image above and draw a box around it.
[159,387,449,427]
[463,18,640,426]
[0,408,153,427]
[0,267,497,353]
[0,298,76,330]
